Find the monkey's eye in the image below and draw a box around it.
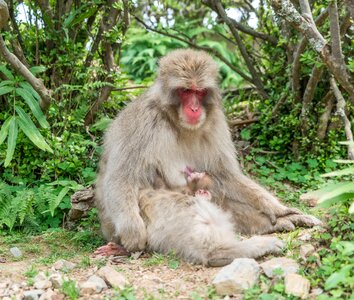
[196,89,207,98]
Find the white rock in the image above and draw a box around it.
[34,272,52,289]
[260,257,299,278]
[23,289,45,300]
[300,244,315,259]
[80,275,107,295]
[97,266,128,289]
[212,258,260,295]
[39,289,56,300]
[9,247,22,258]
[285,273,310,299]
[49,273,65,289]
[53,259,76,271]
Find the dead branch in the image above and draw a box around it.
[330,77,354,159]
[271,0,354,100]
[228,118,259,126]
[317,91,334,140]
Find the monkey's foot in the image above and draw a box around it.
[94,242,130,257]
[195,189,211,201]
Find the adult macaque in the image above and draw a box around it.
[95,49,320,264]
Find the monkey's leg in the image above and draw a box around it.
[207,236,284,267]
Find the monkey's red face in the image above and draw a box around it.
[177,88,207,126]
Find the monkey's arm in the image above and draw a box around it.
[210,167,321,234]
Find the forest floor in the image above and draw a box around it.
[0,226,323,300]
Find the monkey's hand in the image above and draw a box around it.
[116,215,147,252]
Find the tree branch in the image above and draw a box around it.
[291,8,328,102]
[330,77,354,159]
[0,1,51,112]
[271,0,354,100]
[329,0,344,64]
[205,0,268,99]
[134,16,254,83]
[317,91,334,140]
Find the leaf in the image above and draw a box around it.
[0,80,15,87]
[325,265,352,290]
[49,186,70,216]
[15,106,53,153]
[334,159,354,164]
[19,82,40,100]
[0,117,12,145]
[0,86,15,96]
[4,117,18,167]
[321,167,354,177]
[29,66,46,74]
[15,88,49,129]
[0,65,14,80]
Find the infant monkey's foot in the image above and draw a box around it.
[195,189,212,201]
[94,242,130,257]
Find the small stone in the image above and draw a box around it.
[49,273,65,289]
[299,232,312,241]
[11,283,20,292]
[80,275,107,294]
[285,273,310,299]
[23,289,45,300]
[10,247,22,258]
[39,289,56,300]
[260,257,299,278]
[300,244,315,260]
[212,258,260,295]
[97,266,128,289]
[53,259,76,271]
[34,272,52,289]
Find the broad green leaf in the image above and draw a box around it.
[4,117,18,167]
[325,265,352,290]
[15,106,53,153]
[0,86,15,96]
[0,117,11,145]
[49,186,70,216]
[0,80,15,87]
[321,167,354,177]
[15,87,49,129]
[29,66,46,74]
[0,65,14,80]
[317,193,354,208]
[19,82,40,100]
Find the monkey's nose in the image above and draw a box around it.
[191,107,199,112]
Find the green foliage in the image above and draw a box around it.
[61,280,80,300]
[0,66,52,166]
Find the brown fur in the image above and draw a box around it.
[95,49,321,265]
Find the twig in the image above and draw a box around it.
[330,77,354,159]
[111,85,147,91]
[228,118,258,126]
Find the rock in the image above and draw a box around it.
[39,289,58,300]
[53,259,76,271]
[23,289,45,300]
[34,272,52,289]
[285,273,310,299]
[9,247,22,258]
[299,191,318,207]
[299,232,312,241]
[80,275,107,295]
[97,266,128,289]
[260,257,299,278]
[212,258,260,295]
[300,244,315,259]
[49,273,65,289]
